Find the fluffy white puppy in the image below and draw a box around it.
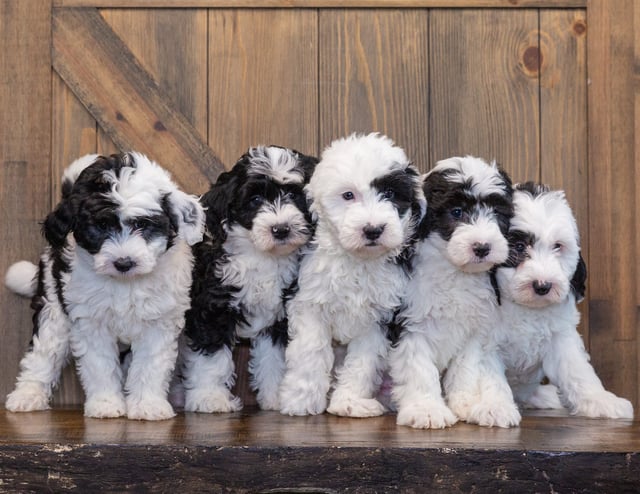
[444,183,633,427]
[388,156,513,429]
[5,152,205,420]
[279,133,426,417]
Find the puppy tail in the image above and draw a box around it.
[5,260,38,298]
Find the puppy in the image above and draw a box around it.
[444,183,633,427]
[388,156,513,428]
[180,146,317,412]
[5,152,205,420]
[279,133,426,417]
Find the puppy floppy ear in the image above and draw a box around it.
[165,189,205,246]
[42,198,75,249]
[570,251,587,303]
[200,170,239,243]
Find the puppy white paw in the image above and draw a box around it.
[521,384,563,409]
[256,391,280,411]
[327,396,385,418]
[467,400,521,428]
[127,397,176,421]
[184,388,243,413]
[572,391,634,419]
[447,391,480,421]
[5,383,51,412]
[279,386,327,416]
[396,401,458,429]
[84,394,127,418]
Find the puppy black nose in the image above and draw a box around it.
[114,257,136,273]
[532,280,552,295]
[271,224,291,240]
[472,242,491,259]
[363,224,385,241]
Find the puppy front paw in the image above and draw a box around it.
[396,401,458,429]
[572,391,634,419]
[447,391,481,421]
[279,384,327,416]
[327,396,385,418]
[184,387,243,413]
[84,393,127,418]
[467,400,521,428]
[6,382,50,412]
[127,397,176,421]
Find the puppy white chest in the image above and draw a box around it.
[220,252,298,339]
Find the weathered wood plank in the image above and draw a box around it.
[208,9,318,168]
[587,0,638,409]
[0,0,53,403]
[539,9,589,340]
[0,409,638,492]
[429,9,539,180]
[53,0,588,8]
[52,7,223,194]
[319,9,430,171]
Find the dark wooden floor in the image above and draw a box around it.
[1,408,639,493]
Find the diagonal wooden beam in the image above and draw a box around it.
[52,7,223,194]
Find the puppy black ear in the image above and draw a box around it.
[200,170,239,244]
[570,251,587,303]
[166,190,205,246]
[42,199,75,249]
[296,153,319,183]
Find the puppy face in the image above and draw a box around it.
[424,156,513,273]
[201,146,317,256]
[44,152,205,278]
[497,182,585,307]
[308,133,426,260]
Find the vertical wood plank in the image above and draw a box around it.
[0,0,52,402]
[429,9,539,180]
[101,8,209,164]
[587,0,638,408]
[539,9,589,340]
[318,9,430,172]
[208,9,319,167]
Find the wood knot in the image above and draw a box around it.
[115,111,126,121]
[154,120,167,131]
[573,20,587,36]
[522,46,542,73]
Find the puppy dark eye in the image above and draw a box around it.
[553,242,563,252]
[249,195,264,208]
[342,191,355,201]
[450,208,463,219]
[131,219,150,230]
[96,220,110,231]
[514,241,527,253]
[382,188,395,200]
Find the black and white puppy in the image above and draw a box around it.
[444,183,633,427]
[181,145,317,412]
[389,156,513,428]
[5,152,205,420]
[279,133,426,417]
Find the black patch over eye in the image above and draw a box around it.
[371,171,415,216]
[505,230,535,267]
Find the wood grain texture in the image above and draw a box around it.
[539,9,589,340]
[52,7,222,194]
[587,0,638,408]
[0,409,638,492]
[0,1,53,403]
[208,9,318,167]
[319,9,430,171]
[429,9,539,179]
[53,0,589,8]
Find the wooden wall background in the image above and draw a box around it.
[0,0,637,412]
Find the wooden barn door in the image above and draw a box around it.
[2,2,637,411]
